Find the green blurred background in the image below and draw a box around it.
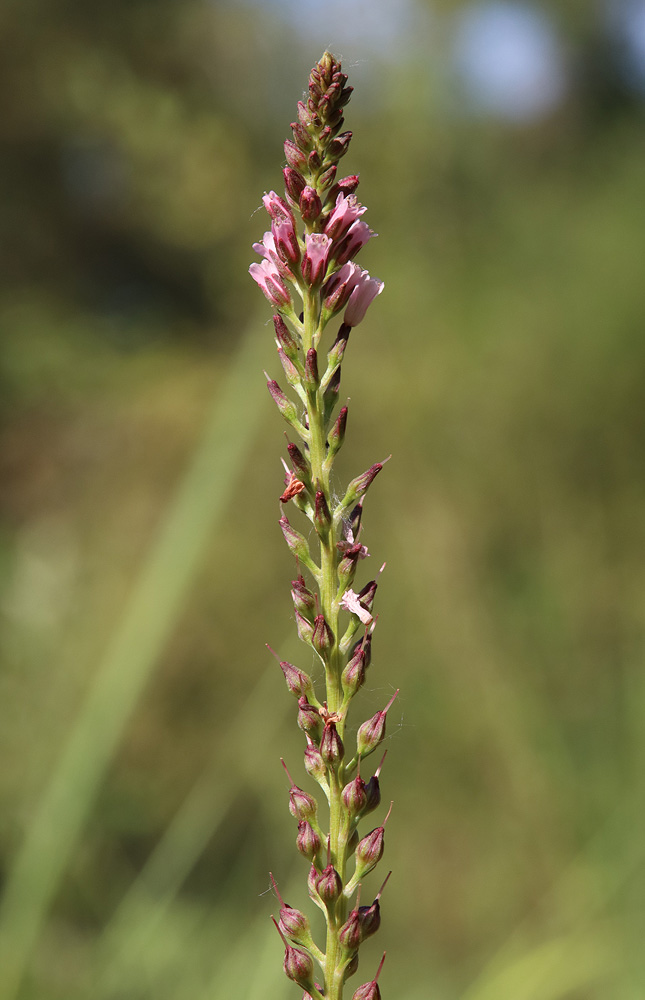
[1,1,645,997]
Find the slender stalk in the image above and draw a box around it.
[250,52,393,1000]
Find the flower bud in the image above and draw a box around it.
[308,148,322,171]
[363,752,386,815]
[329,130,352,158]
[278,347,302,388]
[343,952,359,981]
[323,367,341,424]
[291,574,316,619]
[337,460,387,512]
[286,443,312,488]
[341,636,371,698]
[327,405,347,461]
[281,762,318,822]
[357,871,391,942]
[272,918,316,991]
[304,348,319,391]
[298,697,322,741]
[313,491,331,539]
[297,820,322,862]
[342,773,367,816]
[300,185,322,223]
[279,515,316,572]
[278,657,314,700]
[312,613,333,659]
[304,737,327,784]
[284,139,307,171]
[318,163,337,193]
[356,690,398,759]
[339,908,362,950]
[295,609,315,645]
[291,120,313,151]
[273,313,300,360]
[283,166,306,204]
[270,874,313,945]
[266,377,301,428]
[351,954,386,1000]
[352,804,392,882]
[301,233,331,287]
[316,864,342,905]
[320,720,344,767]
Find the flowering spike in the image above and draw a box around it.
[252,52,394,999]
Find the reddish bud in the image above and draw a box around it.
[280,515,313,566]
[297,820,322,862]
[283,166,306,203]
[320,720,344,767]
[266,377,299,426]
[327,405,348,460]
[329,130,352,158]
[291,574,316,619]
[312,614,333,658]
[281,760,318,821]
[357,871,391,941]
[356,690,398,758]
[316,864,342,905]
[304,737,327,784]
[284,139,307,171]
[272,917,316,991]
[353,804,392,880]
[295,609,315,645]
[352,954,386,1000]
[304,348,319,391]
[342,773,367,816]
[339,907,362,950]
[363,752,386,816]
[273,313,300,360]
[291,120,313,151]
[270,873,312,944]
[313,491,331,538]
[300,185,323,223]
[276,656,314,700]
[298,697,323,740]
[340,460,386,509]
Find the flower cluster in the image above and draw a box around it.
[250,53,392,1000]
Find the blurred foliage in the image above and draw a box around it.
[1,1,645,999]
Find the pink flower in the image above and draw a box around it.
[344,268,384,327]
[324,193,367,242]
[252,231,293,280]
[249,258,292,308]
[340,588,374,627]
[301,233,332,286]
[322,261,362,313]
[262,190,294,224]
[272,217,300,267]
[334,219,373,266]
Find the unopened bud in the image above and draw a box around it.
[327,405,347,461]
[273,314,300,360]
[281,760,318,821]
[363,752,386,816]
[298,697,322,741]
[296,820,322,862]
[323,367,341,424]
[291,120,312,151]
[283,166,306,203]
[341,636,371,698]
[279,515,317,573]
[316,864,342,905]
[284,139,307,171]
[312,613,333,658]
[272,917,316,991]
[268,646,315,700]
[295,609,315,645]
[342,773,367,816]
[300,185,322,223]
[270,874,313,945]
[351,954,386,1000]
[304,348,319,391]
[266,377,300,427]
[313,491,331,539]
[320,720,344,767]
[343,951,359,982]
[329,130,352,158]
[352,804,392,881]
[338,460,387,513]
[287,443,313,488]
[291,574,316,619]
[339,908,362,950]
[304,737,327,784]
[356,690,398,759]
[357,871,391,941]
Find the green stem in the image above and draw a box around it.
[303,286,348,1000]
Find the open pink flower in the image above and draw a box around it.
[252,231,292,280]
[344,268,384,327]
[249,258,291,308]
[334,219,374,266]
[272,216,300,267]
[301,233,332,286]
[322,261,361,313]
[325,193,367,242]
[340,588,374,627]
[262,190,294,224]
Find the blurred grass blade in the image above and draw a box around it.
[0,322,268,1000]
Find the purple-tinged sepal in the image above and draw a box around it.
[296,820,322,863]
[320,719,344,768]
